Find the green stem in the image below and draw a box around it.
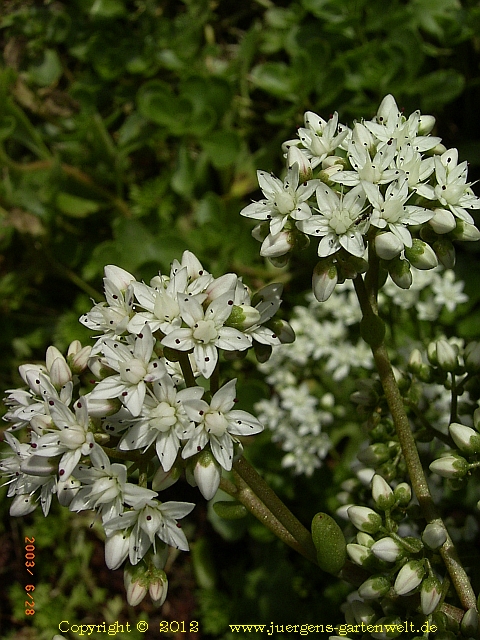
[233,457,317,563]
[353,272,477,612]
[177,351,197,388]
[219,475,310,560]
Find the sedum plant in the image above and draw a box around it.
[2,95,480,636]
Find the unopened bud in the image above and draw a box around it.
[152,464,181,491]
[394,483,412,506]
[350,600,376,625]
[347,506,382,534]
[388,257,412,289]
[404,239,438,270]
[429,454,469,479]
[371,537,403,563]
[449,423,480,455]
[149,569,168,605]
[371,474,395,510]
[193,450,222,500]
[428,208,456,234]
[358,574,391,599]
[312,259,338,302]
[226,304,261,330]
[435,339,459,371]
[357,443,391,466]
[433,239,455,269]
[421,576,442,615]
[452,219,480,242]
[465,341,480,372]
[356,532,374,548]
[346,543,373,567]
[418,115,436,135]
[461,608,479,638]
[67,341,92,373]
[260,230,294,258]
[394,560,425,595]
[124,564,148,606]
[422,523,447,550]
[375,232,403,260]
[287,146,313,182]
[268,318,296,344]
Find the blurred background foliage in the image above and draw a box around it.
[1,0,480,637]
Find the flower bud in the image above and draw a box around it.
[226,305,261,330]
[152,464,181,491]
[104,264,136,291]
[67,344,93,374]
[428,208,456,234]
[452,219,480,241]
[422,523,447,550]
[260,230,294,258]
[371,474,395,510]
[388,257,412,289]
[193,450,222,500]
[449,423,480,455]
[418,115,436,135]
[375,232,403,260]
[268,318,296,344]
[433,239,455,269]
[357,443,391,466]
[349,600,376,625]
[461,608,479,638]
[371,537,403,563]
[404,239,438,270]
[346,543,372,567]
[429,454,469,479]
[465,341,480,372]
[394,560,425,595]
[46,347,72,388]
[358,574,391,599]
[435,339,459,371]
[421,576,442,615]
[124,564,148,606]
[105,531,130,570]
[149,569,168,606]
[356,532,374,548]
[312,259,338,302]
[287,145,313,182]
[347,506,382,534]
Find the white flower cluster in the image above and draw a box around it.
[255,268,469,477]
[241,95,480,301]
[1,251,290,605]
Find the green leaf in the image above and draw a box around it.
[56,193,101,218]
[249,62,299,99]
[413,70,465,110]
[201,131,241,169]
[27,49,62,86]
[90,0,127,18]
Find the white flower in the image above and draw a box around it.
[297,184,368,257]
[182,379,263,470]
[330,125,400,186]
[33,396,94,479]
[240,165,318,235]
[90,324,166,416]
[363,176,433,247]
[289,111,350,168]
[119,375,204,471]
[364,94,440,152]
[69,444,157,522]
[104,499,195,564]
[161,293,251,378]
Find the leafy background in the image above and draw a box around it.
[1,0,480,638]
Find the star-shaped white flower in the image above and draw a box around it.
[161,293,251,378]
[297,184,368,257]
[284,111,350,168]
[240,164,319,235]
[104,499,195,564]
[119,375,204,471]
[362,176,433,247]
[181,379,263,470]
[90,324,166,416]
